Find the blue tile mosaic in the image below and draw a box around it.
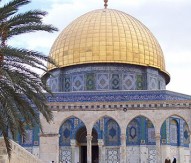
[59,117,85,146]
[47,90,191,103]
[45,64,167,92]
[104,118,121,146]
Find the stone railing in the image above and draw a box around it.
[0,138,43,163]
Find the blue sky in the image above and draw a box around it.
[3,0,191,95]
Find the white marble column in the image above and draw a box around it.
[98,139,104,163]
[120,134,127,163]
[155,133,161,163]
[70,139,76,163]
[87,134,93,163]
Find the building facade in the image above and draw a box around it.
[9,7,191,163]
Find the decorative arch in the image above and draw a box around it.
[92,116,121,146]
[126,116,156,163]
[126,118,140,145]
[158,113,190,134]
[126,114,156,131]
[126,116,156,145]
[105,118,121,146]
[160,115,190,147]
[59,115,86,129]
[90,114,122,132]
[160,115,191,162]
[59,116,86,146]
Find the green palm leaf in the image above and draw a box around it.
[0,0,58,158]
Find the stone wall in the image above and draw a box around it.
[39,101,191,162]
[0,138,43,163]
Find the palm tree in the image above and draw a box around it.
[0,0,58,157]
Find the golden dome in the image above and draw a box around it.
[48,9,169,80]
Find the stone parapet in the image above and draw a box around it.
[0,138,43,163]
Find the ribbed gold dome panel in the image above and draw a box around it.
[48,9,168,76]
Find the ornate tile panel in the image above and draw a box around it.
[148,147,156,163]
[105,119,120,146]
[97,73,109,90]
[183,122,190,146]
[72,74,84,91]
[180,119,184,146]
[166,119,170,144]
[148,76,158,90]
[63,76,71,92]
[59,147,72,163]
[159,75,166,90]
[51,78,59,92]
[106,148,120,163]
[59,117,85,146]
[60,120,72,146]
[122,74,136,90]
[170,120,178,144]
[46,64,169,92]
[127,120,139,144]
[136,74,144,90]
[86,73,95,90]
[148,128,155,143]
[111,74,121,90]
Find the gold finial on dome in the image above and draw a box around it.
[104,0,108,9]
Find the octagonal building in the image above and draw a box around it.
[12,4,191,163]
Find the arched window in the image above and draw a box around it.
[59,117,85,163]
[127,119,139,145]
[59,117,85,146]
[59,120,72,146]
[104,118,120,146]
[170,119,179,145]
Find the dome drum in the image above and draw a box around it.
[47,9,170,84]
[45,64,166,92]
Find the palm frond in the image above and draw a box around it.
[0,0,30,22]
[0,0,58,158]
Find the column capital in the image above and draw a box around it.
[98,139,104,146]
[155,133,161,140]
[70,139,77,146]
[86,134,93,141]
